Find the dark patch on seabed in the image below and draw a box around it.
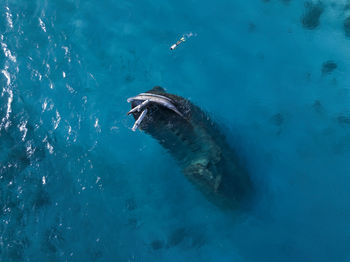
[312,100,325,114]
[344,16,350,37]
[270,113,284,127]
[0,137,48,259]
[337,114,350,126]
[301,1,324,29]
[322,60,337,75]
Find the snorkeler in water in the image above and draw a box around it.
[170,36,186,50]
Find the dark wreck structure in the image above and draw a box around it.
[127,86,252,210]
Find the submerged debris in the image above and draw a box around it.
[312,100,325,114]
[151,240,164,250]
[322,60,337,75]
[248,22,256,32]
[301,1,324,30]
[125,198,137,211]
[270,113,284,127]
[166,227,206,249]
[337,114,350,126]
[344,16,350,37]
[167,227,188,247]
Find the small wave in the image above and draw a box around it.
[38,17,47,33]
[19,120,28,141]
[43,136,54,154]
[0,67,13,130]
[94,118,100,131]
[62,46,69,55]
[5,6,13,29]
[1,67,10,85]
[1,40,16,63]
[53,110,61,130]
[26,142,35,158]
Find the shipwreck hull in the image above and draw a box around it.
[128,86,252,209]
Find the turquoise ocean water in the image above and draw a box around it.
[1,0,350,261]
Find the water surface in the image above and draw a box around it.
[1,0,350,261]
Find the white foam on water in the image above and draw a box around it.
[42,99,48,112]
[62,46,69,55]
[94,118,99,128]
[89,73,96,80]
[19,120,28,141]
[26,142,35,158]
[39,17,47,32]
[94,117,101,133]
[1,68,10,85]
[1,42,16,63]
[53,110,61,130]
[5,6,13,29]
[184,32,197,39]
[46,142,54,154]
[67,124,72,140]
[66,84,76,93]
[82,96,87,104]
[1,68,13,130]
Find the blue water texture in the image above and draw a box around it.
[1,0,350,261]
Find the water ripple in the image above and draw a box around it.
[18,120,27,141]
[1,41,16,63]
[5,6,13,29]
[38,17,46,33]
[0,67,13,131]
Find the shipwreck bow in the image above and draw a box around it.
[127,86,252,210]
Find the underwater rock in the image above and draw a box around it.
[270,113,284,126]
[125,198,137,211]
[125,75,135,83]
[248,22,256,32]
[305,72,312,80]
[344,16,350,37]
[127,87,252,210]
[88,249,103,261]
[150,240,164,250]
[167,227,188,247]
[41,226,64,254]
[322,60,337,75]
[270,113,284,136]
[312,100,325,114]
[127,218,142,229]
[337,114,350,126]
[301,1,324,30]
[33,188,51,209]
[166,227,206,249]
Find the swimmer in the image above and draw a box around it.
[170,36,186,50]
